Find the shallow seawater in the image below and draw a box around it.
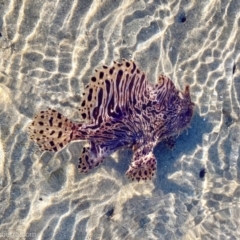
[0,0,240,239]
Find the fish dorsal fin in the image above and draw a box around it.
[79,59,148,124]
[148,75,176,103]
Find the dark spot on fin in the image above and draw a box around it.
[109,67,114,74]
[49,117,53,127]
[81,100,86,107]
[99,71,104,79]
[57,113,62,119]
[88,88,93,101]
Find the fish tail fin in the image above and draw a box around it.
[28,108,79,152]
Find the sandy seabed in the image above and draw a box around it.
[0,0,240,239]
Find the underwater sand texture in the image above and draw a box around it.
[0,0,240,239]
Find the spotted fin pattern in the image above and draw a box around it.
[28,108,78,152]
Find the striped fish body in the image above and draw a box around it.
[28,60,194,181]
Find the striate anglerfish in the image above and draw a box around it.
[28,59,194,181]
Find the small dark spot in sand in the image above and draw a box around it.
[139,216,151,228]
[0,32,2,38]
[106,208,114,218]
[199,168,206,178]
[39,197,43,201]
[232,62,236,74]
[178,13,186,23]
[222,108,234,127]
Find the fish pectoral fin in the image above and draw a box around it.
[126,152,157,181]
[78,142,109,173]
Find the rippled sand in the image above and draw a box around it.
[0,0,240,239]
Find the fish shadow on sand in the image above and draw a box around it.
[37,111,212,196]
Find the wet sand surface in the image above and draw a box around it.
[0,0,240,239]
